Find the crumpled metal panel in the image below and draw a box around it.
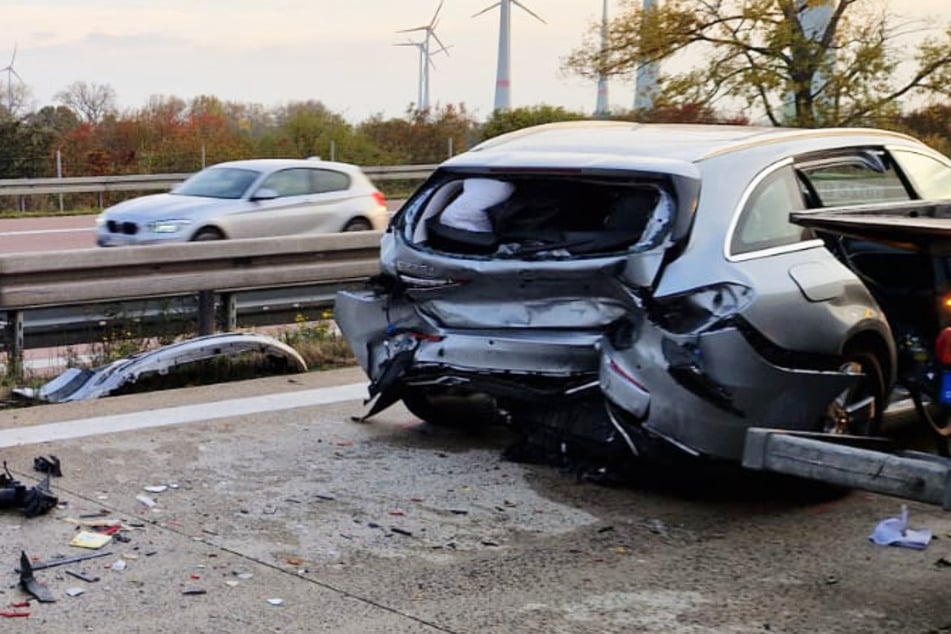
[15,333,307,403]
[600,324,855,461]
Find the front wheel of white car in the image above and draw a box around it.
[192,228,225,241]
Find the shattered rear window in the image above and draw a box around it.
[403,174,675,258]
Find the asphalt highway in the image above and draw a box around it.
[0,367,950,633]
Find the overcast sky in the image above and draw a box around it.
[1,1,950,123]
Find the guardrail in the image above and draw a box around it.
[0,232,384,375]
[0,164,438,198]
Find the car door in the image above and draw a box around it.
[727,151,913,356]
[225,168,315,239]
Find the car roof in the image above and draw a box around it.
[464,121,926,164]
[208,158,364,174]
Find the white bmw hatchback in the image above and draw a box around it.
[96,158,388,246]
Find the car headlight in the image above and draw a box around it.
[95,214,106,227]
[147,219,193,234]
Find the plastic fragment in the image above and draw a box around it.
[19,551,56,603]
[65,570,100,583]
[0,611,29,618]
[144,485,168,493]
[65,587,84,597]
[182,588,207,595]
[267,598,284,606]
[70,531,112,550]
[109,559,127,572]
[136,495,157,508]
[33,455,62,477]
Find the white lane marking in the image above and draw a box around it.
[0,228,94,237]
[0,382,369,448]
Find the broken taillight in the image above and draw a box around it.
[936,327,951,366]
[373,191,387,209]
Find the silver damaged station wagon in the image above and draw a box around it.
[336,122,951,464]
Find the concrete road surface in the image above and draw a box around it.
[1,367,950,633]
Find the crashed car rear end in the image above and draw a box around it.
[335,123,899,465]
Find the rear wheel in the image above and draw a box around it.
[823,347,886,436]
[343,218,372,232]
[192,228,225,241]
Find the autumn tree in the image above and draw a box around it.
[360,104,480,164]
[565,0,951,128]
[478,105,587,141]
[55,81,118,124]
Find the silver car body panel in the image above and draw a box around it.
[15,333,307,403]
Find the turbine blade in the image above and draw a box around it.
[396,25,429,33]
[512,0,546,24]
[472,2,501,18]
[429,0,444,28]
[9,41,17,66]
[10,68,22,82]
[431,32,449,53]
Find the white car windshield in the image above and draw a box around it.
[174,167,260,199]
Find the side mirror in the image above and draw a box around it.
[251,188,279,201]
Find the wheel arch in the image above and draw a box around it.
[843,329,896,392]
[190,225,228,241]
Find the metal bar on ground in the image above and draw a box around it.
[743,428,951,509]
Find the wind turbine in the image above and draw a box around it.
[0,42,23,114]
[633,0,659,111]
[473,0,546,112]
[595,0,609,117]
[396,1,449,112]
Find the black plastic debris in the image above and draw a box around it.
[33,455,62,478]
[0,463,58,518]
[19,551,56,603]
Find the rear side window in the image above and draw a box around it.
[731,166,808,256]
[800,157,910,206]
[311,169,350,193]
[260,168,312,197]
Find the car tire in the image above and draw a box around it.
[191,228,225,241]
[342,218,373,232]
[825,346,886,436]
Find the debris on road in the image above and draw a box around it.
[182,588,207,596]
[65,569,100,583]
[267,598,284,606]
[64,587,84,597]
[12,333,307,402]
[33,455,62,477]
[144,485,168,493]
[0,464,58,518]
[19,551,56,603]
[69,531,113,550]
[17,550,112,572]
[870,505,932,549]
[136,494,157,508]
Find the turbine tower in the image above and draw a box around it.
[474,0,546,112]
[595,0,609,117]
[1,42,22,114]
[396,1,449,112]
[633,0,658,111]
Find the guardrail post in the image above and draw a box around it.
[220,292,237,332]
[4,310,24,379]
[197,291,216,336]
